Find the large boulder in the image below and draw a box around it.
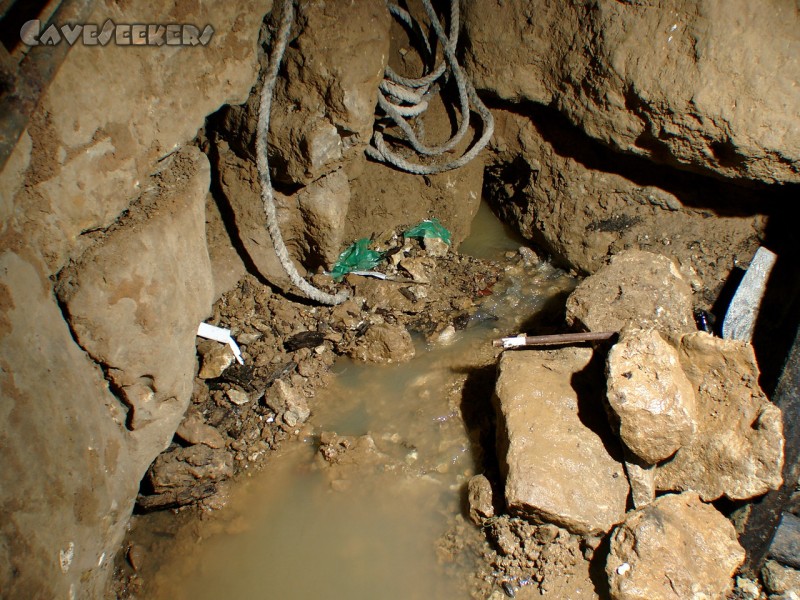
[0,252,136,598]
[566,250,696,340]
[606,328,697,464]
[5,0,273,274]
[655,332,784,500]
[463,0,800,184]
[57,147,214,444]
[606,492,745,600]
[494,347,629,536]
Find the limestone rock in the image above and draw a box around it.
[494,348,629,536]
[468,474,495,525]
[463,1,800,184]
[349,323,415,364]
[0,252,136,598]
[57,147,214,421]
[147,446,233,493]
[623,458,656,509]
[198,343,236,380]
[655,332,784,501]
[566,250,696,340]
[606,492,745,600]
[8,0,273,274]
[606,328,696,463]
[265,380,311,427]
[176,412,226,449]
[226,388,251,406]
[762,561,800,596]
[263,0,391,185]
[486,109,765,305]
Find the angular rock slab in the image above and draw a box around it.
[655,332,784,501]
[462,1,800,185]
[494,348,629,535]
[566,250,696,340]
[606,328,696,464]
[606,492,745,600]
[56,146,214,458]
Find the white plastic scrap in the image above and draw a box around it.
[616,562,631,576]
[197,322,244,365]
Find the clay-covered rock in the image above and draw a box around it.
[655,332,784,501]
[176,412,226,449]
[0,252,137,598]
[606,492,745,600]
[57,147,214,437]
[463,1,800,185]
[486,109,765,305]
[762,560,800,596]
[7,0,272,274]
[494,348,629,535]
[606,328,696,464]
[566,250,696,340]
[229,0,391,185]
[468,474,495,525]
[348,323,415,364]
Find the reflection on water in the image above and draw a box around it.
[143,203,575,600]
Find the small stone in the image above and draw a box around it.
[467,474,495,525]
[398,257,434,283]
[623,458,656,508]
[423,236,449,257]
[226,388,250,406]
[606,328,696,464]
[735,576,761,600]
[431,324,457,345]
[176,412,226,449]
[348,322,415,364]
[198,344,235,379]
[762,560,800,596]
[606,492,745,600]
[126,543,144,572]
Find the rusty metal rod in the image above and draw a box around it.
[492,331,618,349]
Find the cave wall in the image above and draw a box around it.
[0,1,271,597]
[1,0,798,597]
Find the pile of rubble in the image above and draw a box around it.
[136,231,503,510]
[476,249,789,599]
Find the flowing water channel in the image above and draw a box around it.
[135,203,576,599]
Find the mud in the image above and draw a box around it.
[112,209,600,599]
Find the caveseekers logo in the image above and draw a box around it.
[20,19,214,46]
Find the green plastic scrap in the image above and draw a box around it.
[403,218,451,245]
[330,238,384,281]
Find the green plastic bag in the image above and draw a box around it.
[330,238,384,281]
[403,218,451,245]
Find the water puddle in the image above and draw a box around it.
[137,203,576,600]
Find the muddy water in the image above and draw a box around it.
[142,204,575,600]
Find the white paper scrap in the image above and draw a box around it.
[197,322,244,365]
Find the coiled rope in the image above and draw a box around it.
[257,0,492,304]
[257,0,349,305]
[367,0,494,174]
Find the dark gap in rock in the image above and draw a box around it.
[485,96,797,218]
[571,346,625,467]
